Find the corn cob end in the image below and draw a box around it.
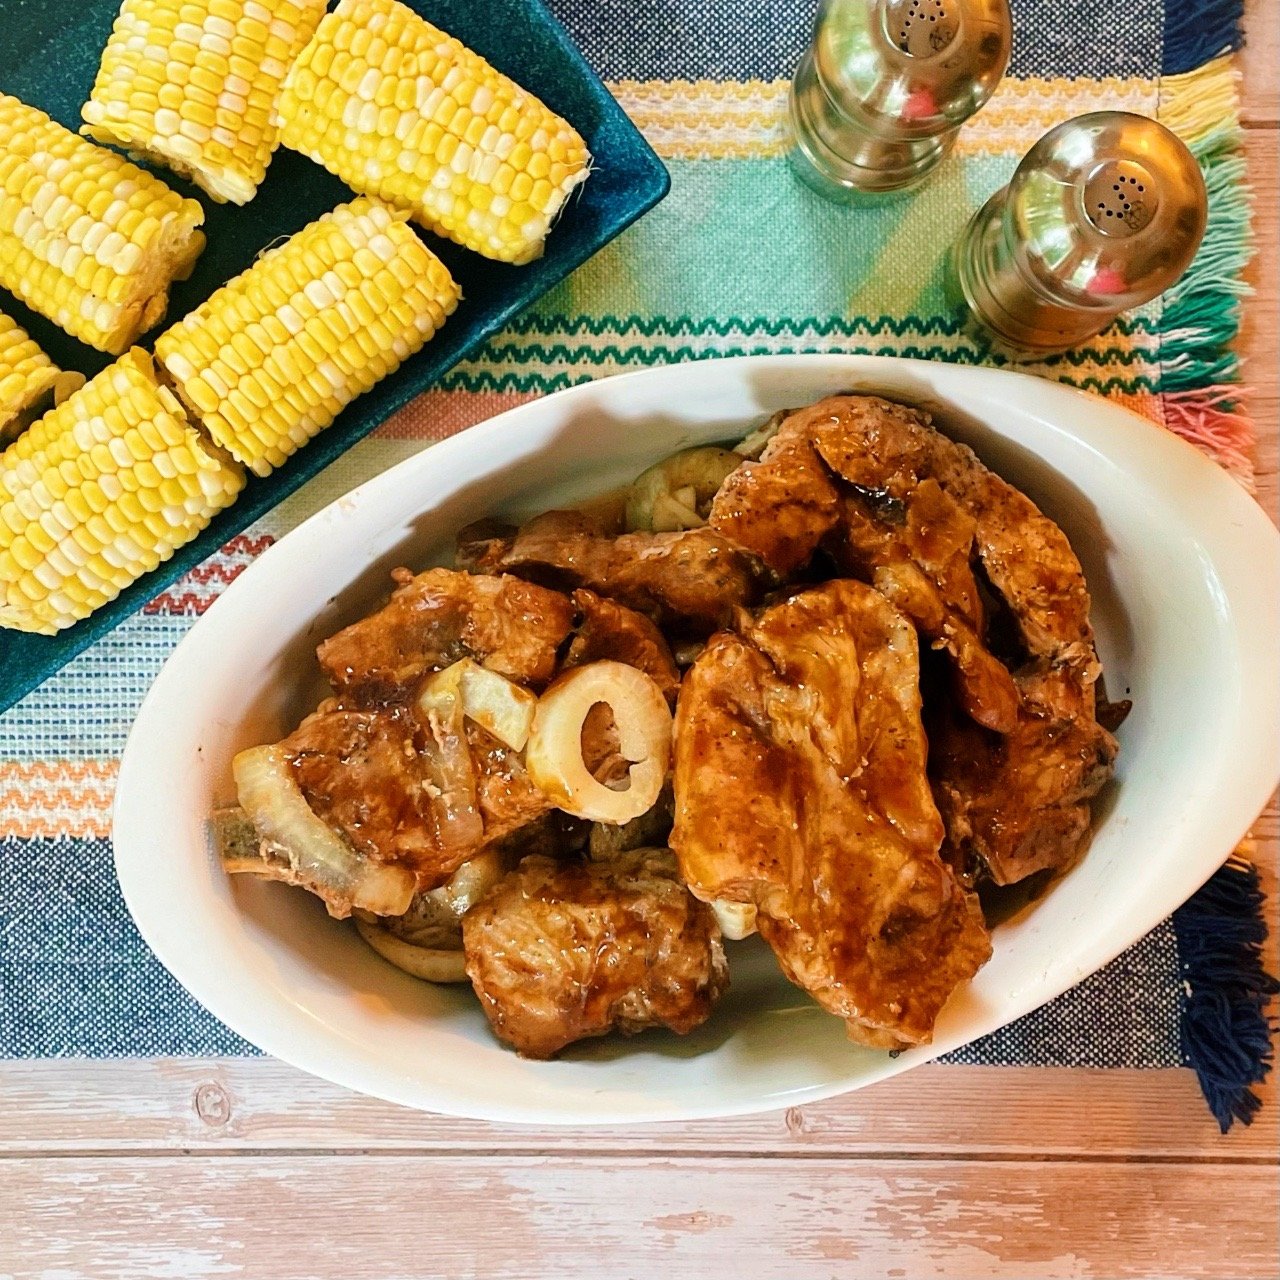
[0,349,244,634]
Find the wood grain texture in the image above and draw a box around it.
[1,1156,1275,1280]
[1241,0,1278,125]
[0,1060,1273,1159]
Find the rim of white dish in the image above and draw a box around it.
[113,354,1280,1124]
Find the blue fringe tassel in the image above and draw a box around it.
[1162,0,1244,74]
[1172,857,1278,1131]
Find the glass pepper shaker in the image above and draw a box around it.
[948,111,1209,359]
[788,0,1013,203]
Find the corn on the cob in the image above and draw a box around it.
[276,0,591,265]
[156,197,459,478]
[0,93,206,355]
[82,0,328,205]
[0,348,243,634]
[0,310,85,445]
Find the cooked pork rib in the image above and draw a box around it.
[709,420,839,575]
[711,399,1019,733]
[929,665,1118,885]
[317,568,575,706]
[277,702,535,890]
[800,396,1094,672]
[565,588,682,703]
[720,395,1116,884]
[672,580,991,1049]
[457,511,767,635]
[462,849,728,1058]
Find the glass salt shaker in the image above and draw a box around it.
[788,0,1013,202]
[948,111,1209,358]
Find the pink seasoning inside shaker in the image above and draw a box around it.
[1086,267,1127,296]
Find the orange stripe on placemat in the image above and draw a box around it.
[144,532,277,616]
[0,759,118,838]
[374,389,539,439]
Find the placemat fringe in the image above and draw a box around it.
[1162,0,1244,76]
[1174,856,1279,1131]
[1155,43,1253,489]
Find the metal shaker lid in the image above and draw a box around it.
[1005,111,1208,311]
[812,0,1012,140]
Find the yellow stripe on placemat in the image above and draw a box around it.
[608,65,1238,161]
[1159,55,1240,140]
[0,759,117,838]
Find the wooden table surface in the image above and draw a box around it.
[3,6,1277,1277]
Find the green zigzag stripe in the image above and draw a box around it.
[463,337,1167,372]
[439,352,1165,398]
[499,313,1162,341]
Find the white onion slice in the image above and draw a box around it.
[416,673,484,854]
[420,658,537,751]
[526,661,672,824]
[354,917,469,984]
[230,745,415,918]
[711,899,758,941]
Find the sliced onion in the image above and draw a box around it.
[734,411,786,459]
[526,661,672,824]
[625,446,741,532]
[229,747,415,919]
[354,916,469,984]
[439,846,510,914]
[420,658,537,751]
[711,899,758,940]
[416,674,485,854]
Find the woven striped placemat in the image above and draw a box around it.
[0,0,1272,1129]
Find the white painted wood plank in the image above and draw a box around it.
[1,1060,1272,1159]
[2,1155,1274,1280]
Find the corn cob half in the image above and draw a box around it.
[82,0,328,205]
[156,197,460,478]
[0,310,85,446]
[276,0,591,265]
[0,93,206,355]
[0,349,243,635]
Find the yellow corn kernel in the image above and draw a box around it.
[156,197,460,477]
[0,93,206,354]
[277,0,591,264]
[0,309,85,446]
[0,349,243,634]
[82,0,328,205]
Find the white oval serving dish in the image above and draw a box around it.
[114,355,1280,1124]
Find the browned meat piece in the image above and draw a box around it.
[286,705,442,871]
[466,721,555,844]
[930,665,1119,885]
[565,588,681,703]
[802,395,1093,672]
[779,395,1115,882]
[280,704,555,891]
[709,419,840,574]
[835,479,1020,733]
[462,849,728,1059]
[457,510,767,636]
[671,581,991,1049]
[317,568,575,705]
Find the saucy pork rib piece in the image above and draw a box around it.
[564,588,682,703]
[672,580,991,1049]
[462,849,729,1058]
[792,395,1117,885]
[317,567,575,706]
[710,398,1020,733]
[275,700,555,895]
[709,418,840,575]
[457,510,768,636]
